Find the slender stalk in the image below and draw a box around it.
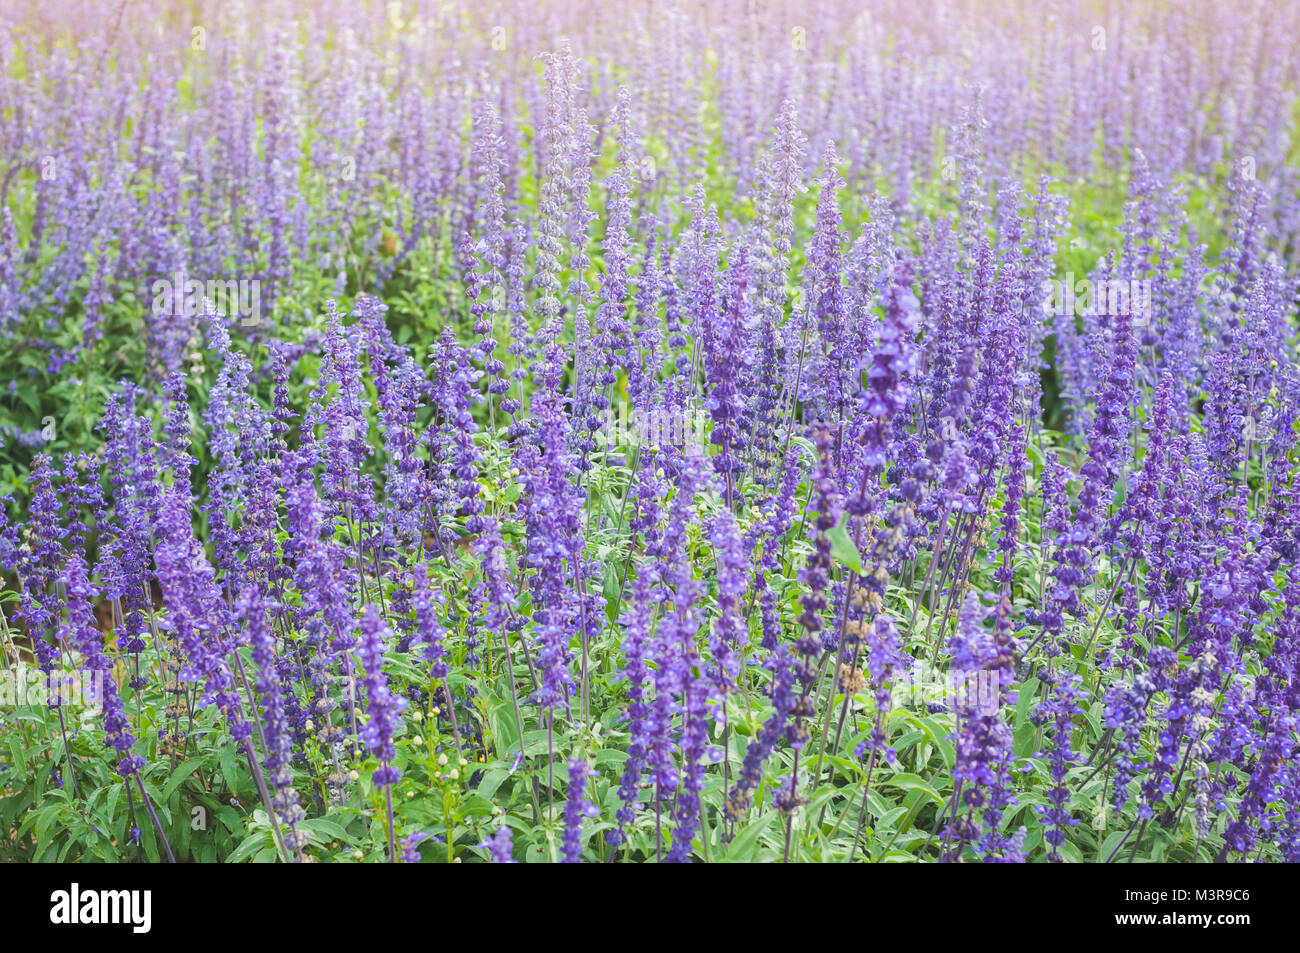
[134,771,176,863]
[244,739,292,863]
[55,703,81,801]
[384,780,397,863]
[848,712,884,862]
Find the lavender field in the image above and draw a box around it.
[1,0,1299,865]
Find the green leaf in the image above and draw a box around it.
[913,714,956,770]
[226,829,272,863]
[162,757,208,802]
[218,742,241,796]
[827,517,863,574]
[15,384,41,416]
[298,816,353,842]
[1014,677,1042,757]
[722,815,770,861]
[7,733,27,776]
[879,773,945,807]
[603,560,622,623]
[475,768,510,801]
